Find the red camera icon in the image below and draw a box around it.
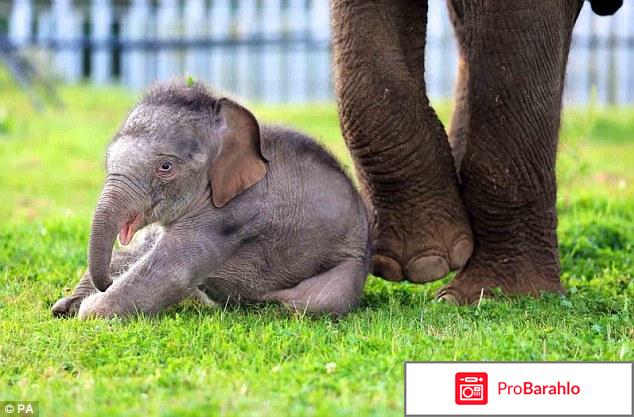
[455,372,488,405]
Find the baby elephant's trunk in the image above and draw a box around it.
[88,180,143,292]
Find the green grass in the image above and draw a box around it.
[0,77,633,417]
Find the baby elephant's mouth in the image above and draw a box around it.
[119,213,144,246]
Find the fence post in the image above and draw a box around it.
[613,3,630,104]
[262,0,283,103]
[121,0,151,89]
[586,13,600,104]
[425,0,442,99]
[209,0,232,92]
[36,10,52,47]
[308,0,330,102]
[156,0,181,81]
[90,0,113,84]
[52,0,82,82]
[568,7,589,103]
[439,4,456,96]
[607,14,618,105]
[235,0,257,99]
[9,0,33,46]
[184,0,207,80]
[286,0,307,102]
[629,2,634,102]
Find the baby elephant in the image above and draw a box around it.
[52,81,370,319]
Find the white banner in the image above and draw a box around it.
[405,362,632,416]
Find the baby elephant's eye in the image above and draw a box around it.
[159,161,173,172]
[156,160,176,178]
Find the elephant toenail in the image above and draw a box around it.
[372,254,404,281]
[449,237,473,270]
[405,255,450,283]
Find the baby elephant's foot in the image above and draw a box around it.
[264,259,367,316]
[371,187,473,283]
[51,294,87,317]
[436,253,563,305]
[77,293,116,320]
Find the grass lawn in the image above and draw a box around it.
[0,79,633,416]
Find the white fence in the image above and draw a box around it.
[2,0,634,104]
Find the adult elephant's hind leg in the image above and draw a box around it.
[438,0,582,304]
[332,0,473,284]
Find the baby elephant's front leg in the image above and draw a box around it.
[52,227,161,317]
[52,250,148,316]
[77,232,230,319]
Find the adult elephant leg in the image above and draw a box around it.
[437,0,583,304]
[332,0,473,283]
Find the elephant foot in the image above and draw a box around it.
[51,294,85,317]
[435,252,563,305]
[77,293,110,320]
[370,186,473,283]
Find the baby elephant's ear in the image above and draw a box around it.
[210,98,268,208]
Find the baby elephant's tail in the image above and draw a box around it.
[359,194,376,275]
[362,209,373,279]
